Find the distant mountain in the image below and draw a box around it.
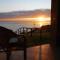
[0,9,51,18]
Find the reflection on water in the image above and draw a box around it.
[0,44,53,60]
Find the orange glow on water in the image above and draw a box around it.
[0,16,51,27]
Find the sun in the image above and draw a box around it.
[36,16,51,21]
[33,16,51,27]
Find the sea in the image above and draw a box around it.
[0,21,42,32]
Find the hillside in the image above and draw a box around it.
[0,9,51,18]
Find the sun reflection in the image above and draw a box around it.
[36,21,51,27]
[39,23,43,27]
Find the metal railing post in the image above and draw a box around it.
[39,28,42,60]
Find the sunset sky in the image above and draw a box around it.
[0,0,51,31]
[0,0,51,12]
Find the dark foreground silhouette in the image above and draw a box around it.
[0,26,18,49]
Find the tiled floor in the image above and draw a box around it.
[0,44,54,60]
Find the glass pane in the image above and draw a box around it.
[0,0,51,60]
[9,37,18,43]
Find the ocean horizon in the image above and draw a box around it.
[0,20,50,32]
